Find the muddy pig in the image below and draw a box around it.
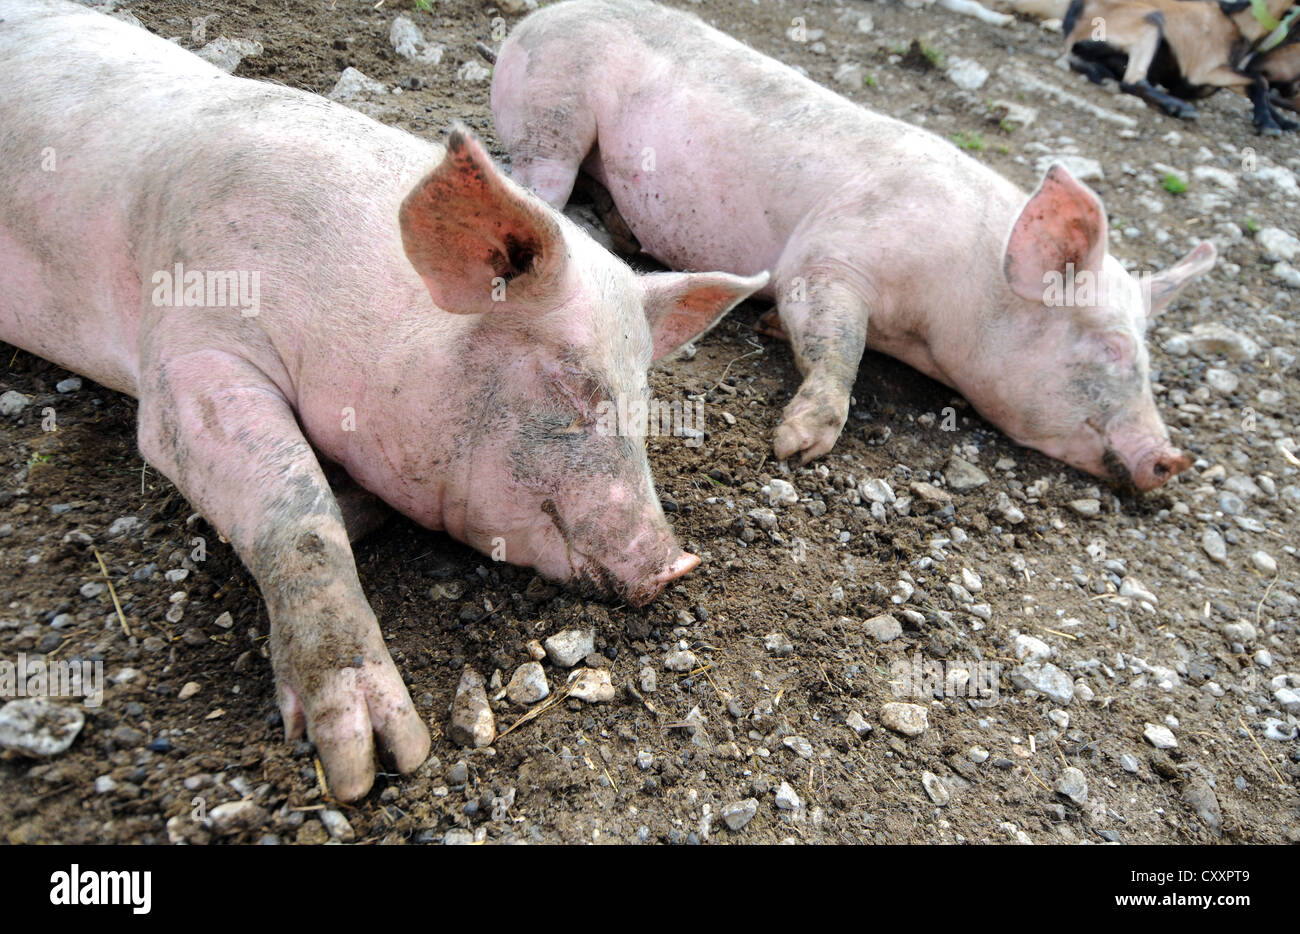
[492,0,1216,490]
[0,0,765,799]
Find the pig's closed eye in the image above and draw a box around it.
[1095,333,1133,366]
[553,369,612,417]
[553,414,590,435]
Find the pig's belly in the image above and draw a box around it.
[0,222,142,397]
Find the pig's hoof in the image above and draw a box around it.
[755,310,790,342]
[773,414,842,464]
[279,658,430,802]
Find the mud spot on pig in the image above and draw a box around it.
[1100,447,1136,490]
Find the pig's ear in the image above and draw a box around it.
[1145,241,1216,319]
[1003,164,1108,304]
[400,126,569,314]
[641,270,769,362]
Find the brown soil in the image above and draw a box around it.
[1,0,1296,844]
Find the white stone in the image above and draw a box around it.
[328,67,388,101]
[880,702,928,736]
[767,478,798,506]
[544,629,593,667]
[196,37,262,73]
[1014,634,1051,663]
[0,699,85,756]
[922,771,951,806]
[722,798,759,830]
[567,667,615,703]
[774,782,803,810]
[389,15,444,65]
[449,669,495,748]
[863,613,902,643]
[456,60,491,82]
[1251,551,1277,575]
[506,662,549,704]
[1035,154,1103,182]
[1256,227,1300,262]
[1143,722,1178,749]
[947,57,988,90]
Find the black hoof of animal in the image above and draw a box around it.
[1257,124,1283,137]
[1170,104,1198,119]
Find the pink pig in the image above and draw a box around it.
[492,0,1216,490]
[0,0,764,799]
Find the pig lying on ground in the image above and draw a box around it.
[0,0,764,799]
[492,0,1217,491]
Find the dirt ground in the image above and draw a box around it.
[1,0,1297,845]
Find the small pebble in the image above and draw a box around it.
[544,629,594,668]
[922,771,950,806]
[208,800,268,836]
[880,702,928,737]
[664,648,698,671]
[783,735,813,759]
[567,667,615,703]
[774,782,803,810]
[862,613,902,643]
[846,711,872,737]
[722,798,759,830]
[1143,723,1178,749]
[767,478,798,506]
[1054,767,1088,805]
[506,662,549,704]
[318,809,355,842]
[448,669,495,748]
[1251,551,1277,575]
[764,632,794,656]
[1201,526,1227,563]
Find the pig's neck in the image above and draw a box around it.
[809,165,1026,396]
[296,307,467,534]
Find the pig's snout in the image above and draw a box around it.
[1103,413,1192,493]
[1131,447,1192,492]
[628,551,702,606]
[613,518,702,605]
[1106,439,1192,492]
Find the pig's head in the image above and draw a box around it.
[980,164,1215,492]
[396,128,765,604]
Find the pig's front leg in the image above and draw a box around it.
[767,269,870,463]
[136,350,430,800]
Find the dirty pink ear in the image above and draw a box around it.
[400,125,569,314]
[1145,241,1216,319]
[1003,164,1108,304]
[642,270,769,362]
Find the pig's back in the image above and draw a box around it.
[0,0,431,396]
[512,0,943,275]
